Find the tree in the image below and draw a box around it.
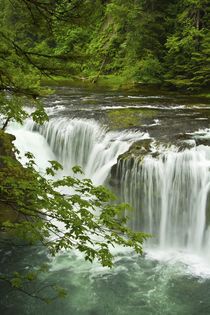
[0,141,148,300]
[0,0,98,129]
[0,0,149,302]
[164,0,210,91]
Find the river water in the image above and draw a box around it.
[1,85,210,314]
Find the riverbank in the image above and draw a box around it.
[40,75,210,100]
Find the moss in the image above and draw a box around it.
[0,130,35,227]
[38,73,210,98]
[119,139,152,160]
[109,139,153,187]
[40,74,163,93]
[0,130,16,157]
[0,202,19,225]
[95,74,130,90]
[107,109,156,130]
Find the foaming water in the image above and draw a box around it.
[191,128,210,139]
[101,104,187,110]
[7,122,55,172]
[145,248,210,278]
[116,145,210,266]
[7,119,210,269]
[25,117,149,185]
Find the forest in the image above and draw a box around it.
[0,0,209,95]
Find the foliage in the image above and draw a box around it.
[0,145,149,300]
[164,0,210,91]
[83,0,209,91]
[1,0,209,92]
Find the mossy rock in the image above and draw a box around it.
[119,139,152,160]
[109,139,153,187]
[0,202,19,225]
[0,130,36,228]
[109,139,177,188]
[0,130,16,160]
[106,108,156,130]
[0,131,19,226]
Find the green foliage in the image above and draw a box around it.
[0,0,95,129]
[124,54,164,83]
[0,140,149,300]
[164,0,210,91]
[1,0,209,92]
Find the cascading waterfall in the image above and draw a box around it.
[116,145,210,255]
[8,117,210,258]
[24,117,149,185]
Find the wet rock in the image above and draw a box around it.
[109,139,152,187]
[120,139,152,160]
[0,130,35,228]
[0,130,16,164]
[195,138,210,147]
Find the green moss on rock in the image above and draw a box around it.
[0,130,16,158]
[109,139,153,187]
[119,139,152,160]
[0,202,19,225]
[0,130,33,227]
[107,108,156,130]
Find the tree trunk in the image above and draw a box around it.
[92,56,107,84]
[195,8,200,51]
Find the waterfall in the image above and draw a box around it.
[9,117,210,257]
[115,146,210,254]
[23,117,149,185]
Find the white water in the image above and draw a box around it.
[7,118,210,276]
[116,146,210,261]
[7,123,56,172]
[23,117,149,185]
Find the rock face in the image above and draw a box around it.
[109,139,152,187]
[118,139,152,161]
[109,135,198,189]
[195,138,210,146]
[0,130,16,162]
[0,130,25,226]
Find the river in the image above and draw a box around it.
[1,85,210,314]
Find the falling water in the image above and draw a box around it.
[10,117,210,256]
[115,145,210,256]
[24,117,149,185]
